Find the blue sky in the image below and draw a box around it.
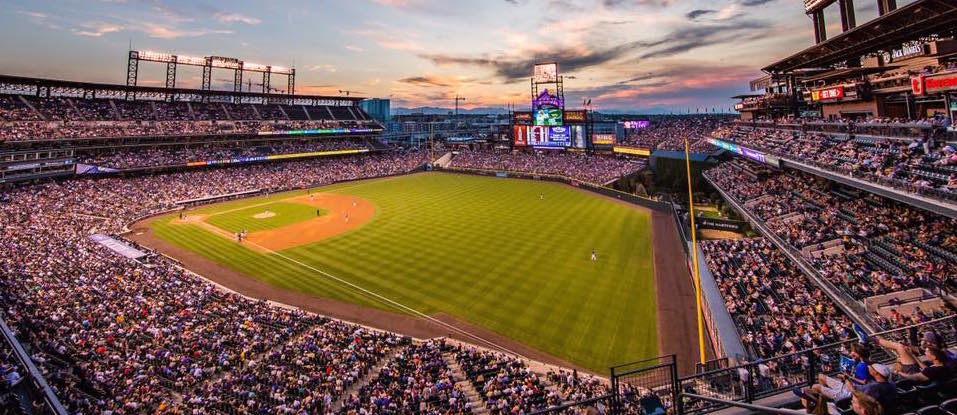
[0,0,891,112]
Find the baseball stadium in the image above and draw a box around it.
[0,1,956,415]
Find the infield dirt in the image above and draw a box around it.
[172,193,375,252]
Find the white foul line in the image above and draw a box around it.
[241,239,526,358]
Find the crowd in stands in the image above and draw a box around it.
[713,125,957,199]
[339,339,472,414]
[0,119,378,142]
[183,320,403,413]
[704,162,955,323]
[0,94,382,142]
[449,149,646,184]
[454,345,552,414]
[792,326,956,415]
[620,116,730,152]
[77,138,374,170]
[701,238,854,358]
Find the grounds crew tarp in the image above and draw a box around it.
[90,234,148,260]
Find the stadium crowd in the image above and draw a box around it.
[0,94,382,142]
[0,119,378,142]
[183,320,403,414]
[712,124,957,200]
[449,149,646,184]
[620,116,730,152]
[701,238,854,358]
[703,162,955,323]
[77,138,374,170]
[0,95,373,123]
[338,340,472,415]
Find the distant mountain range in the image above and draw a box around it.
[392,107,510,115]
[392,106,733,116]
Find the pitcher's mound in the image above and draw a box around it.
[253,211,276,219]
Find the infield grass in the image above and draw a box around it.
[204,202,326,233]
[151,172,657,373]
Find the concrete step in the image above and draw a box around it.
[443,352,490,415]
[331,345,406,412]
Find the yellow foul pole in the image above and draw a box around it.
[685,137,706,364]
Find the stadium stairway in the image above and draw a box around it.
[442,351,490,415]
[329,345,407,412]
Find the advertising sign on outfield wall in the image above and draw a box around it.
[612,146,650,156]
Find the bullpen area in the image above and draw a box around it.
[133,172,663,373]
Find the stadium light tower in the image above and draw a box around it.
[685,136,707,365]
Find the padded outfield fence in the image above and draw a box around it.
[437,167,672,213]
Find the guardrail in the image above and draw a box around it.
[0,316,68,415]
[675,315,955,415]
[702,173,878,332]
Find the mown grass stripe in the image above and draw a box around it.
[151,173,657,373]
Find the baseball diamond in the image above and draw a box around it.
[139,172,659,373]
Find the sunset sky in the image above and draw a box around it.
[0,0,896,112]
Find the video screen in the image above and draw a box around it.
[524,126,571,147]
[623,120,650,129]
[535,109,563,126]
[512,125,568,148]
[533,63,558,83]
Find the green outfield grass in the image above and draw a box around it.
[151,173,657,372]
[204,202,325,234]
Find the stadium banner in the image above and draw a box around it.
[810,86,844,101]
[513,125,528,146]
[563,110,586,123]
[612,146,650,156]
[256,128,381,136]
[592,133,616,145]
[912,77,925,96]
[571,125,586,148]
[622,120,650,129]
[186,149,368,167]
[696,217,747,233]
[512,111,533,125]
[533,62,558,83]
[887,43,928,62]
[707,138,779,168]
[922,72,957,94]
[4,159,74,172]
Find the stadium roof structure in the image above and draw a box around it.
[801,66,902,83]
[763,0,957,74]
[0,74,365,105]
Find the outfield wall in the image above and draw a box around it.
[438,167,672,213]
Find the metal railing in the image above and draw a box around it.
[682,393,807,415]
[673,315,956,415]
[0,316,69,415]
